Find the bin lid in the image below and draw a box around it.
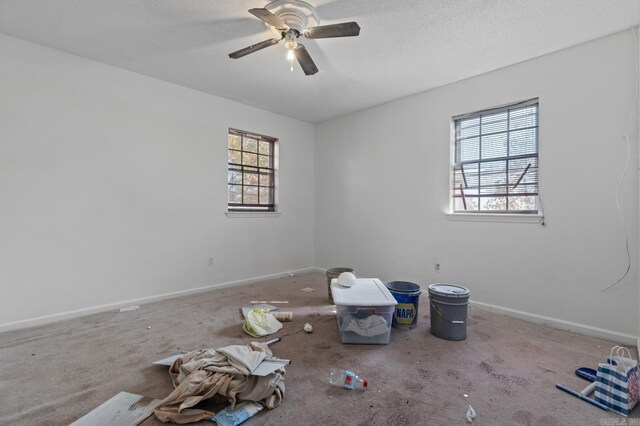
[428,283,470,298]
[331,278,398,306]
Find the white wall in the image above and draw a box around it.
[0,34,315,327]
[2,29,638,340]
[315,30,639,339]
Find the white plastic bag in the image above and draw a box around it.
[242,308,283,337]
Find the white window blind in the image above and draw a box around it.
[452,99,539,213]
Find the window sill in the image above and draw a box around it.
[225,211,281,218]
[445,212,543,224]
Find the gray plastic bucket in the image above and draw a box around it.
[385,281,421,329]
[326,267,354,303]
[428,283,470,341]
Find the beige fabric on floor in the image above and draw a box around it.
[154,342,285,424]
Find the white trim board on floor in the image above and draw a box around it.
[0,267,321,333]
[470,300,637,346]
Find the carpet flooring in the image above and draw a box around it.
[0,271,637,425]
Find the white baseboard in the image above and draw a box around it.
[5,270,634,347]
[0,267,319,333]
[471,300,637,345]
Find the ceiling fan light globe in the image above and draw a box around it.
[284,31,298,50]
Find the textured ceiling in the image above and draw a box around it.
[0,1,639,123]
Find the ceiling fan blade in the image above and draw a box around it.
[228,37,281,59]
[249,8,289,32]
[294,44,318,76]
[303,22,360,39]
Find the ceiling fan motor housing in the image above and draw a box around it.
[266,0,320,34]
[229,1,359,76]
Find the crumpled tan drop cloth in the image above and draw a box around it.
[153,342,285,424]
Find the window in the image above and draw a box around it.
[451,99,539,214]
[227,128,277,212]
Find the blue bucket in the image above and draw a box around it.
[385,281,421,329]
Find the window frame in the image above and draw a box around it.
[227,128,278,213]
[449,98,540,216]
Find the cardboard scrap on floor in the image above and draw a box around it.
[152,353,185,367]
[251,358,291,376]
[70,391,160,426]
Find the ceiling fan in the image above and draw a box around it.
[228,0,360,76]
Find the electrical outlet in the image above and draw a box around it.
[209,257,214,267]
[435,263,441,273]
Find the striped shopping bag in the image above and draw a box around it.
[594,346,639,416]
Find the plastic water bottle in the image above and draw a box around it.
[329,368,368,390]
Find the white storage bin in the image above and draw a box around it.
[331,278,397,345]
